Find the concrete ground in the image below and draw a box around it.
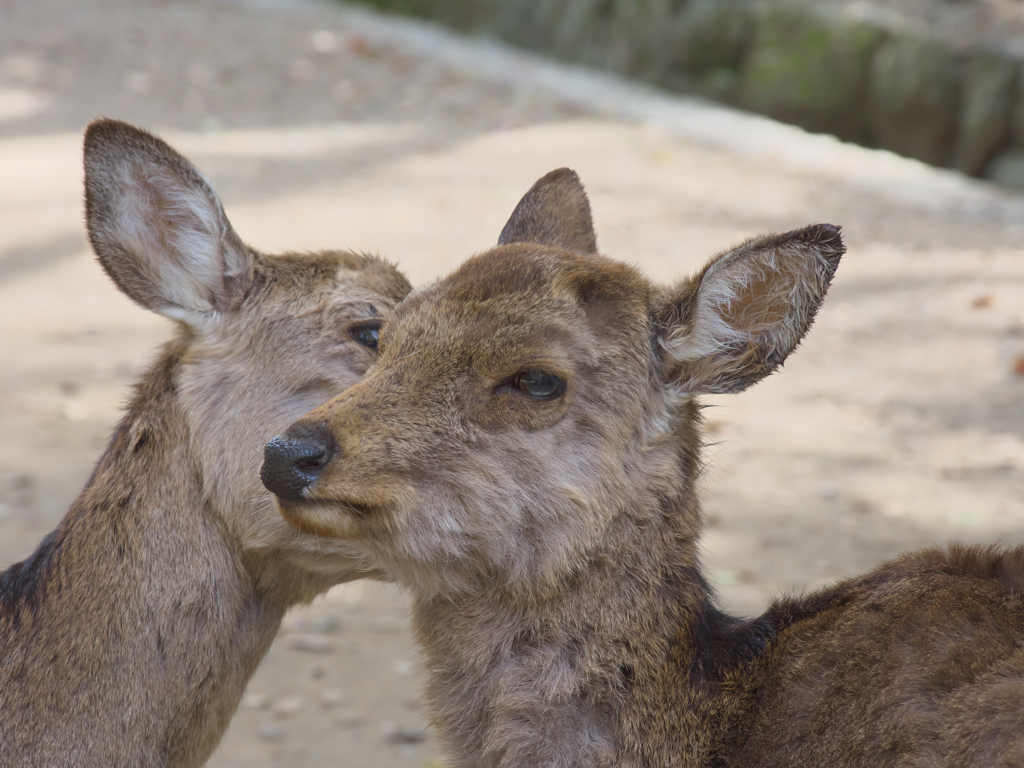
[1,0,1023,765]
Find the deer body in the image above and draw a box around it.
[264,170,1024,767]
[0,120,411,767]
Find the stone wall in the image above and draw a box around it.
[353,0,1024,190]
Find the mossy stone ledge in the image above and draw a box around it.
[352,0,1024,191]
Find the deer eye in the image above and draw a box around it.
[348,322,381,351]
[514,371,565,400]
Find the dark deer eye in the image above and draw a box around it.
[349,322,381,351]
[514,371,565,400]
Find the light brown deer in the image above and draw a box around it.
[0,120,411,768]
[263,169,1024,768]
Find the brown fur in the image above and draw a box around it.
[267,169,1024,767]
[0,120,411,768]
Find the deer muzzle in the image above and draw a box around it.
[260,424,336,501]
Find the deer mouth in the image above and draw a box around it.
[275,496,386,538]
[281,496,382,516]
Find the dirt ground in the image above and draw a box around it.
[2,0,1024,766]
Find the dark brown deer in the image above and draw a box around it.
[263,169,1024,767]
[0,120,411,768]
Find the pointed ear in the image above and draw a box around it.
[655,224,844,395]
[83,119,254,326]
[498,168,598,255]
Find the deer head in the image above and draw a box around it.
[86,119,412,595]
[262,169,843,600]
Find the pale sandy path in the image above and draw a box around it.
[2,1,1023,766]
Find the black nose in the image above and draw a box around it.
[260,426,335,501]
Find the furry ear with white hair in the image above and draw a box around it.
[654,223,844,395]
[84,118,254,326]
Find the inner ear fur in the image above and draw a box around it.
[84,118,253,325]
[498,168,598,255]
[656,224,844,395]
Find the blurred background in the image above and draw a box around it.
[341,0,1024,187]
[1,0,1023,766]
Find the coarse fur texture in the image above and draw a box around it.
[267,169,1024,767]
[0,120,411,768]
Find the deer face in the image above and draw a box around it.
[268,246,658,596]
[177,251,410,582]
[263,169,843,598]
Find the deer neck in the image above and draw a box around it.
[409,478,738,768]
[0,350,286,768]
